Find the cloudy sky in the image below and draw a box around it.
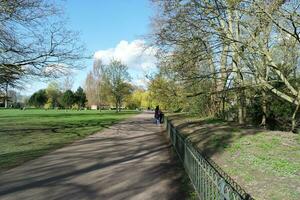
[23,0,156,95]
[94,39,157,86]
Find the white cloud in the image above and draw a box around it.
[94,40,157,72]
[132,78,150,88]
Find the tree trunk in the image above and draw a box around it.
[222,97,225,119]
[238,77,246,124]
[292,103,299,133]
[227,8,245,124]
[115,102,118,113]
[238,102,244,124]
[208,56,218,116]
[118,99,121,112]
[234,60,245,125]
[220,45,228,119]
[243,97,247,122]
[4,82,8,108]
[260,91,267,128]
[260,23,272,128]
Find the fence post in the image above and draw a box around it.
[219,178,226,200]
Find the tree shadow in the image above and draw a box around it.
[167,114,262,158]
[0,118,118,133]
[0,110,138,119]
[0,113,186,200]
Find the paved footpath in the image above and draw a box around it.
[0,113,184,200]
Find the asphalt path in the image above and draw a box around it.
[0,112,185,200]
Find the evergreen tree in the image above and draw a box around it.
[61,90,75,109]
[75,87,87,108]
[29,90,48,108]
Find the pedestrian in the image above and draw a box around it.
[159,111,164,124]
[154,106,161,125]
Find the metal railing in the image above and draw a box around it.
[166,119,253,200]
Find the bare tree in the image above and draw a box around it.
[0,0,85,94]
[84,71,97,107]
[62,75,74,92]
[84,59,108,109]
[150,0,300,131]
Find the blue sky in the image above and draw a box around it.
[65,0,153,51]
[23,0,156,95]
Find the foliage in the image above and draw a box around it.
[61,90,75,109]
[74,87,87,108]
[125,88,153,109]
[148,73,184,111]
[29,89,48,108]
[147,71,214,114]
[45,82,62,108]
[248,92,295,131]
[27,85,87,110]
[150,0,300,131]
[105,59,132,112]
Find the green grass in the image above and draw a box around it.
[0,109,138,171]
[167,114,300,200]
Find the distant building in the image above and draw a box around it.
[90,104,111,110]
[91,105,98,110]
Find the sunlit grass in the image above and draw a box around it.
[0,109,138,171]
[167,114,300,200]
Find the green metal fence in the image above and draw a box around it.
[166,119,253,200]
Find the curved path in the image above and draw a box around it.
[0,113,184,200]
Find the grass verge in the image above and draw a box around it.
[167,113,300,200]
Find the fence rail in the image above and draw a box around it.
[166,119,253,200]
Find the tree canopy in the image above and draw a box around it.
[61,90,75,109]
[105,60,132,112]
[75,87,87,108]
[149,0,300,132]
[0,0,85,106]
[29,89,47,108]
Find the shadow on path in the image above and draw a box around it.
[0,113,185,200]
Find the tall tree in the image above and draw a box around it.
[84,59,108,109]
[61,90,75,109]
[45,82,62,108]
[84,71,97,107]
[75,87,87,109]
[150,0,300,131]
[105,60,132,112]
[62,75,74,92]
[29,89,48,108]
[0,0,85,94]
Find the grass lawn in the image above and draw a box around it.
[167,114,300,200]
[0,109,138,171]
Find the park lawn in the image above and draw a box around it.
[0,109,138,171]
[167,114,300,200]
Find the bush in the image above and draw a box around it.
[126,102,139,110]
[71,104,79,110]
[247,92,296,131]
[12,102,23,109]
